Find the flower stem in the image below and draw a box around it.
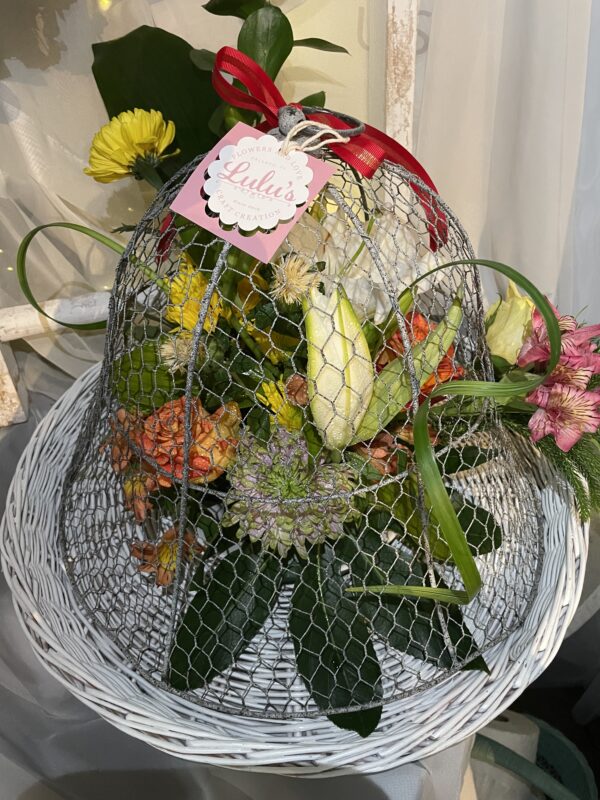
[228,313,271,368]
[134,159,164,191]
[339,214,376,279]
[130,257,170,293]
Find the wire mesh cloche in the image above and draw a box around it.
[59,116,543,736]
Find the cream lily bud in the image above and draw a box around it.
[304,287,374,450]
[486,280,534,365]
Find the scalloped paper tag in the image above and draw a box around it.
[170,122,335,262]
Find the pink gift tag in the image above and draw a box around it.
[170,122,336,262]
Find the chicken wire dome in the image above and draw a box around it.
[58,114,543,730]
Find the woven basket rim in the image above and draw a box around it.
[0,363,588,776]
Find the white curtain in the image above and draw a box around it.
[0,0,373,378]
[0,0,241,377]
[414,0,593,312]
[0,0,595,362]
[414,0,600,732]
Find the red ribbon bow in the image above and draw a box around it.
[212,46,448,251]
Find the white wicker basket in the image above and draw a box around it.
[0,363,588,776]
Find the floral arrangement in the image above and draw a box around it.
[486,283,600,516]
[17,1,600,739]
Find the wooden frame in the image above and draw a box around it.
[385,0,418,149]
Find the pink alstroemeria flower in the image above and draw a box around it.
[560,332,600,372]
[542,362,594,390]
[528,384,600,452]
[517,305,600,370]
[516,307,553,367]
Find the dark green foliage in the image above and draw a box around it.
[290,544,383,736]
[203,0,266,19]
[237,6,293,80]
[337,531,483,671]
[293,38,349,54]
[299,91,326,107]
[92,27,220,168]
[112,342,184,414]
[169,548,282,689]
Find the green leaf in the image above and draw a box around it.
[194,513,221,545]
[328,706,382,737]
[203,0,266,18]
[563,435,600,512]
[223,104,259,131]
[190,48,216,71]
[362,319,384,357]
[492,354,512,373]
[171,214,223,267]
[112,223,137,234]
[375,478,502,561]
[112,342,184,414]
[463,655,490,674]
[303,421,324,459]
[293,37,349,54]
[245,405,271,442]
[352,290,464,444]
[345,452,388,486]
[92,26,220,167]
[208,104,226,137]
[408,258,563,604]
[290,545,382,736]
[436,445,495,476]
[405,491,502,562]
[299,91,326,108]
[237,6,294,80]
[169,549,282,690]
[454,495,502,556]
[519,423,600,522]
[250,298,303,340]
[189,562,205,592]
[338,533,481,670]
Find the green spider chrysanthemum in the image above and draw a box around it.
[223,428,357,558]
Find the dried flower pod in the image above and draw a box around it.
[285,373,309,406]
[131,528,205,587]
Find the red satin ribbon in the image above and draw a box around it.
[212,46,447,250]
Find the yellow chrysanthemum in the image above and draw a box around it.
[256,379,303,431]
[166,256,225,334]
[84,108,179,183]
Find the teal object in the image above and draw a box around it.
[473,715,597,800]
[530,714,597,800]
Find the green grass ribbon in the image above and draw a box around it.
[17,222,125,331]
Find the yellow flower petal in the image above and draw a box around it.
[166,256,224,333]
[257,379,303,431]
[84,108,177,183]
[485,280,534,364]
